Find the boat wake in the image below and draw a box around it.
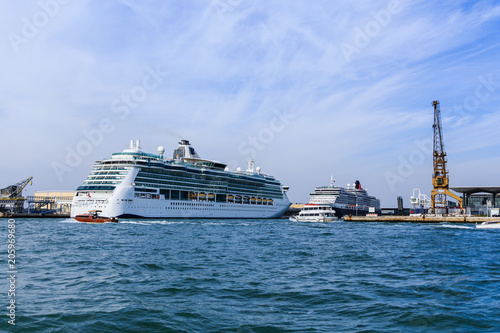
[119,220,159,225]
[437,224,474,230]
[118,220,255,226]
[119,220,191,225]
[60,218,80,224]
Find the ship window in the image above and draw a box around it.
[173,148,185,158]
[160,189,170,199]
[180,191,189,201]
[135,188,157,193]
[189,147,197,156]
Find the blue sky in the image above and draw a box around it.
[1,0,500,206]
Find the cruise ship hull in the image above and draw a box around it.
[71,193,290,219]
[333,207,371,219]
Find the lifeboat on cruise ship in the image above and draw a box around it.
[74,210,118,223]
[268,199,274,205]
[243,196,250,204]
[208,193,215,201]
[199,193,207,200]
[250,197,256,204]
[257,197,262,204]
[227,195,234,202]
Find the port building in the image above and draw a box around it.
[451,186,500,215]
[28,191,74,214]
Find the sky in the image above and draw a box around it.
[1,0,500,207]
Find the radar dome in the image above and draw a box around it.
[256,167,261,173]
[236,167,241,172]
[158,146,165,155]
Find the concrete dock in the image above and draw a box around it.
[343,215,499,223]
[0,213,70,218]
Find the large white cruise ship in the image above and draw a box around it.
[70,140,291,218]
[308,178,381,217]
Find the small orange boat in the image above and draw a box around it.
[74,210,118,223]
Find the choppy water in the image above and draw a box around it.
[1,218,500,332]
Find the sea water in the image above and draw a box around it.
[1,218,499,332]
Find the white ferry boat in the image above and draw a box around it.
[70,140,291,218]
[289,203,338,222]
[308,178,381,218]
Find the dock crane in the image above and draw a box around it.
[0,176,33,199]
[0,176,33,213]
[430,101,463,210]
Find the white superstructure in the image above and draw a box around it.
[70,140,291,218]
[308,178,381,217]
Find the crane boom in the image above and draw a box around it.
[0,176,33,199]
[430,101,462,210]
[433,101,445,156]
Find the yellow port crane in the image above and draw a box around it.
[431,101,463,210]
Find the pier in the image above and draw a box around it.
[343,215,499,223]
[0,212,69,218]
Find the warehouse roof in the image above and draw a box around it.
[450,186,500,195]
